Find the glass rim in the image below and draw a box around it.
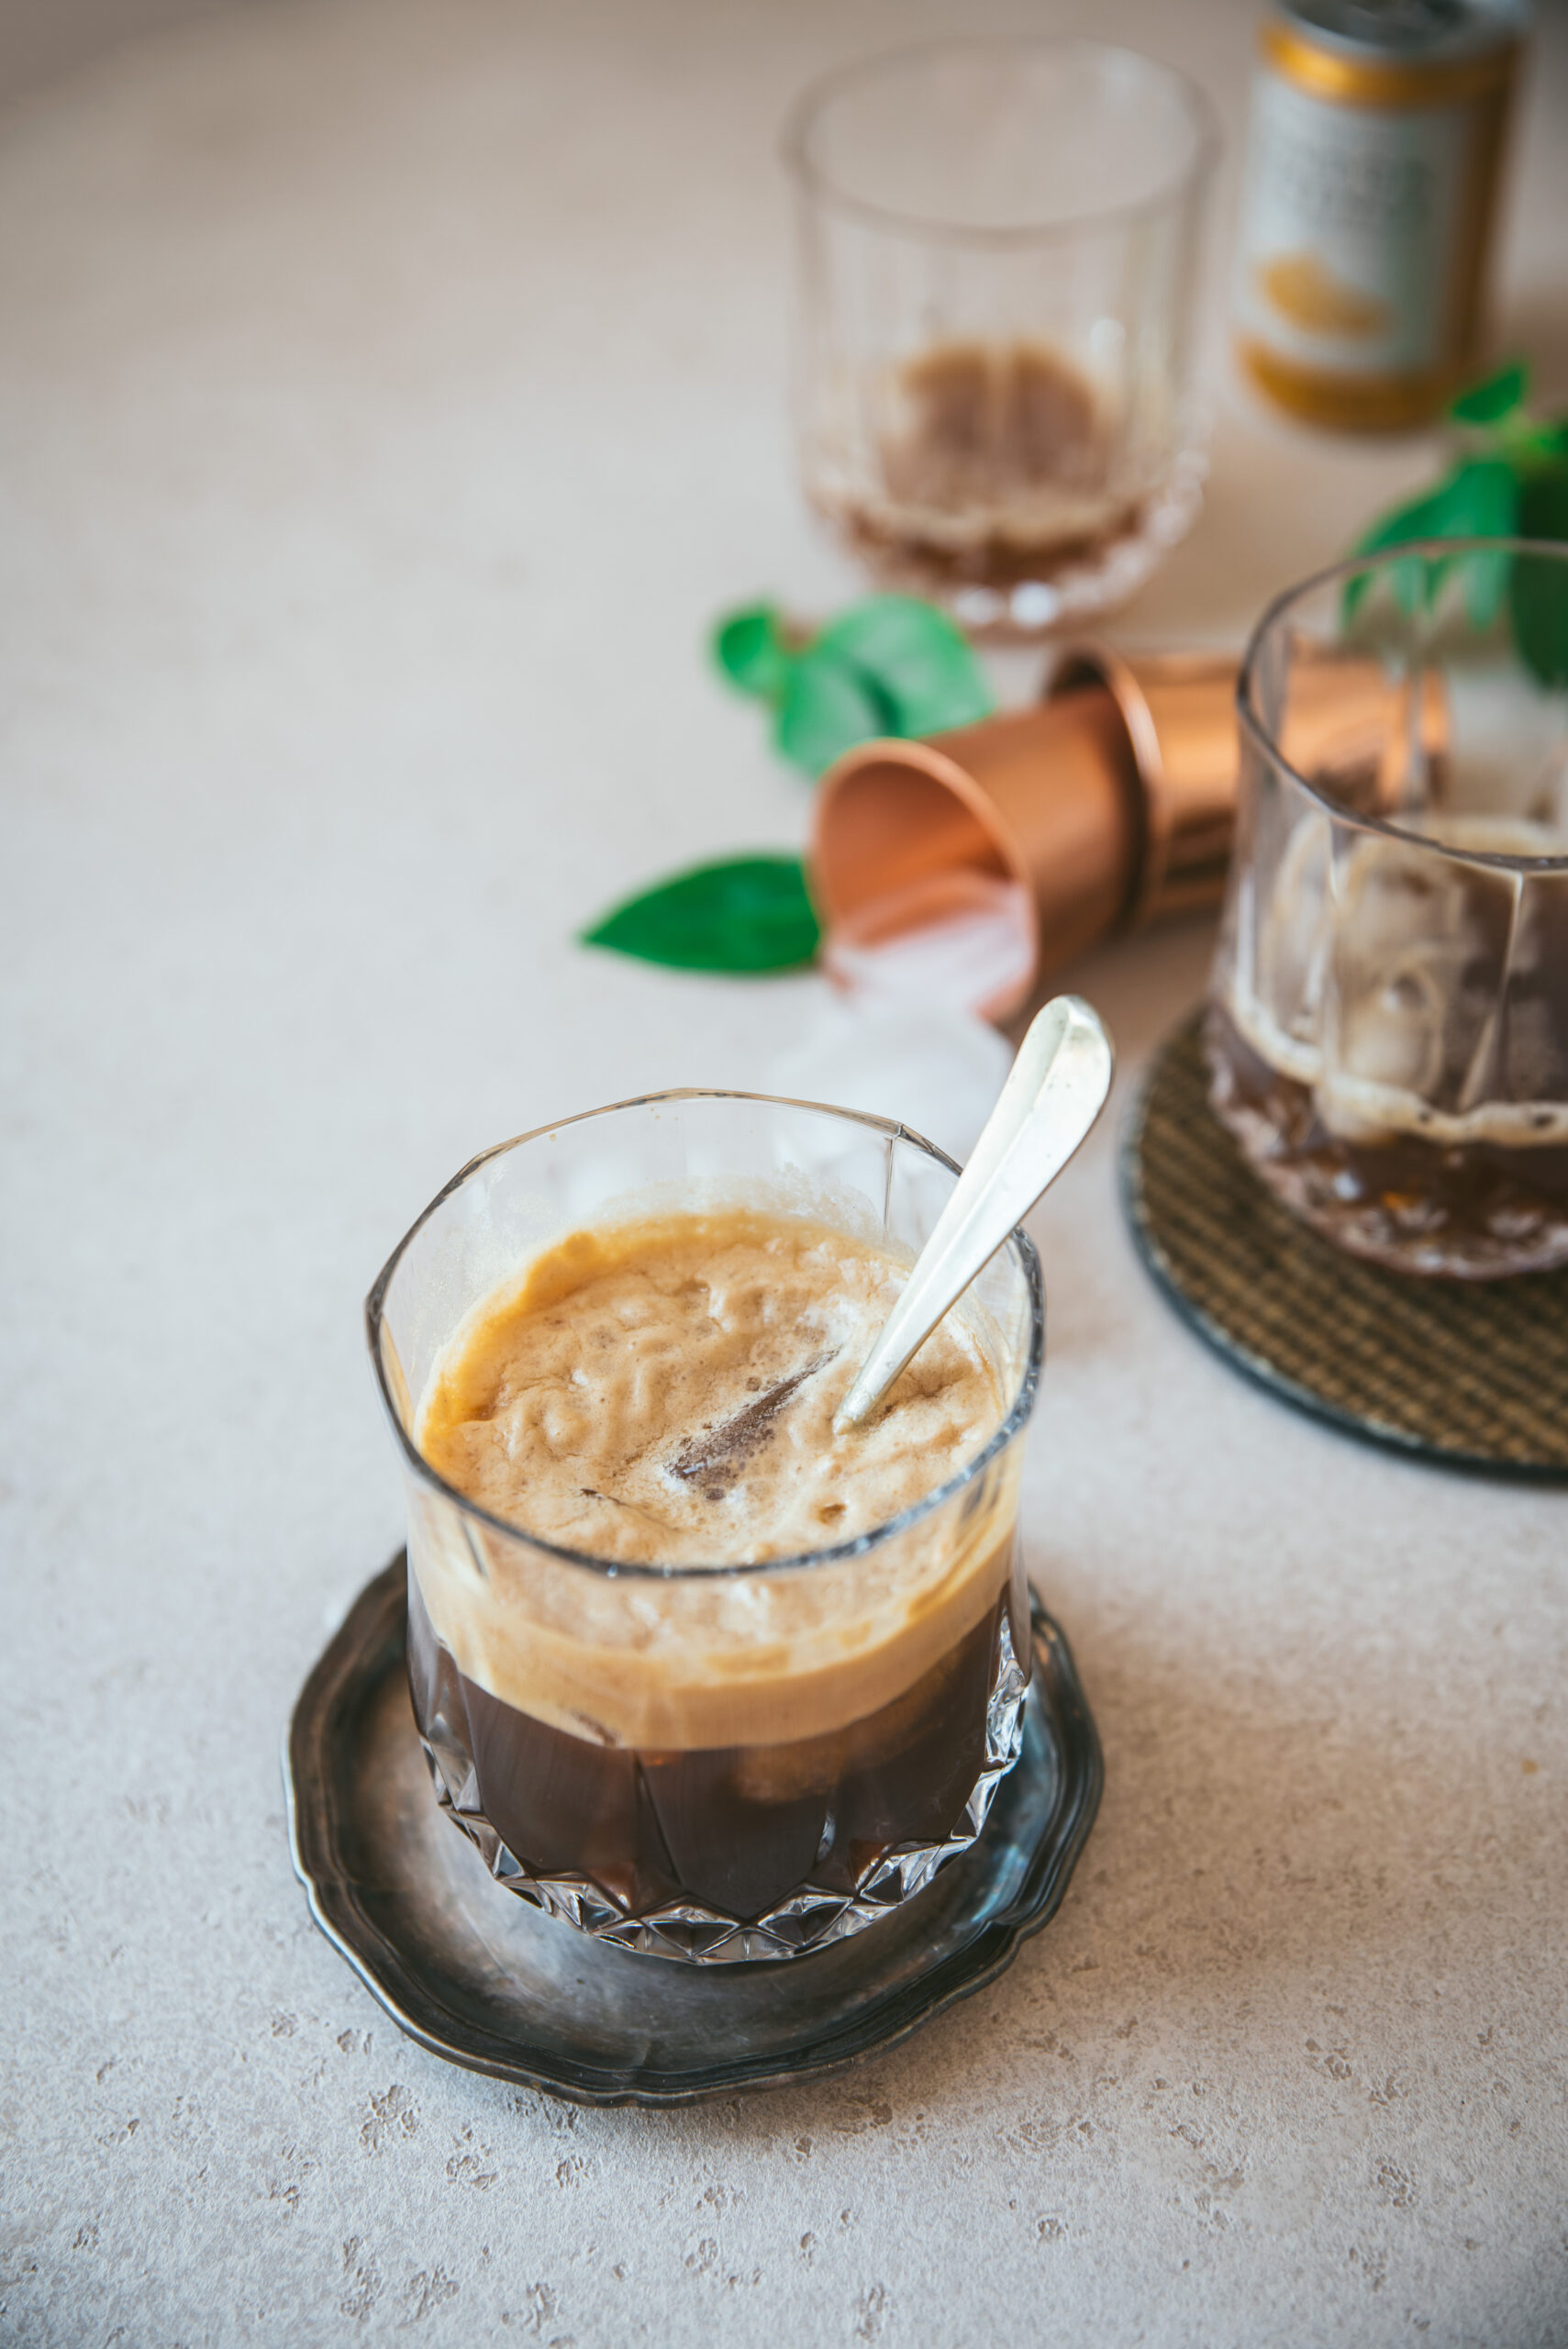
[780,34,1220,248]
[365,1087,1045,1586]
[1237,536,1568,876]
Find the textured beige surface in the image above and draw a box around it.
[3,3,1567,2344]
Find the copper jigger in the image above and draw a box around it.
[810,646,1241,1021]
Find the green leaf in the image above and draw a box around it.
[1499,417,1568,465]
[1518,464,1568,542]
[1345,364,1568,681]
[1513,471,1568,686]
[814,595,995,739]
[1511,557,1568,687]
[1346,458,1518,620]
[713,605,795,704]
[775,644,895,777]
[1442,458,1517,625]
[581,855,820,973]
[1351,458,1518,556]
[1449,361,1529,427]
[1457,540,1513,629]
[711,591,994,778]
[1448,455,1520,537]
[1347,484,1451,616]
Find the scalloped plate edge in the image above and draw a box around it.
[284,1558,1102,2107]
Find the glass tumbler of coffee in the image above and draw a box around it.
[783,36,1218,635]
[1208,540,1568,1279]
[367,1092,1042,1963]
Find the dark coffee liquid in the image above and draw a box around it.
[1207,1002,1568,1276]
[408,1573,1023,1924]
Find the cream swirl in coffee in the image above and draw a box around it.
[403,1204,1028,1937]
[417,1208,1003,1567]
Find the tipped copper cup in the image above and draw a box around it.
[810,644,1241,1020]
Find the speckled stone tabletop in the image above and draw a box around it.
[4,4,1567,2343]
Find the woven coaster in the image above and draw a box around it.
[1122,1012,1568,1477]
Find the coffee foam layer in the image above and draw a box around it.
[417,1210,1004,1565]
[408,1209,1021,1750]
[1228,979,1568,1148]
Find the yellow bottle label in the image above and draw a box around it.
[1235,69,1469,380]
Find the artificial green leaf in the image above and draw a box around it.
[581,855,820,973]
[1513,471,1568,686]
[714,605,794,704]
[775,644,895,777]
[1450,361,1529,427]
[814,594,995,739]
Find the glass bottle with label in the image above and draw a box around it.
[1234,0,1527,431]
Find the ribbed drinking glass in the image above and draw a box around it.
[1209,539,1568,1277]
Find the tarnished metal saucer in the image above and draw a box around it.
[284,1556,1102,2108]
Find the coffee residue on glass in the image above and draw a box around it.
[834,339,1136,588]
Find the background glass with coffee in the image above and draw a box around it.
[368,1093,1042,1964]
[1209,539,1568,1279]
[784,37,1218,635]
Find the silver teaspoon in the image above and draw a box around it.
[833,995,1115,1434]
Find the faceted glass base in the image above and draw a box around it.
[1207,1007,1568,1281]
[415,1616,1029,1965]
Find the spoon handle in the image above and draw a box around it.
[834,996,1114,1432]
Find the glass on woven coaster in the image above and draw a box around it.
[1209,540,1568,1280]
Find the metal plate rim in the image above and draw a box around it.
[284,1556,1103,2108]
